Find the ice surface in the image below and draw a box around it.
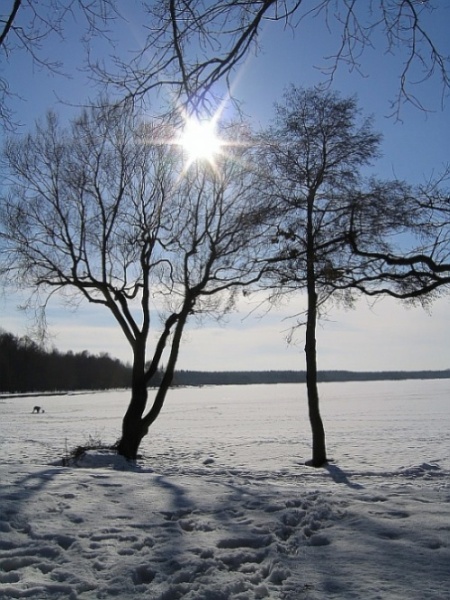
[1,380,449,599]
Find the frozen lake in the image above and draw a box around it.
[2,378,449,474]
[1,379,449,599]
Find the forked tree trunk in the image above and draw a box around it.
[116,374,147,460]
[116,338,149,460]
[116,308,191,461]
[116,392,148,460]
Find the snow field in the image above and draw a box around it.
[0,380,449,599]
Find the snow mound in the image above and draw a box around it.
[63,448,137,470]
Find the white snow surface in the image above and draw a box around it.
[1,380,449,599]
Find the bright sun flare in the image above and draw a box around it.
[179,119,222,163]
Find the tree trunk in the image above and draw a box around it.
[116,389,148,460]
[116,340,148,460]
[304,190,327,467]
[304,300,327,467]
[115,307,191,461]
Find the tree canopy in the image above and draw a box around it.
[97,1,449,115]
[1,1,448,131]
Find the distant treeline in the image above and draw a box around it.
[1,329,449,394]
[0,330,132,393]
[173,369,450,386]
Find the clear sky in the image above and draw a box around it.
[1,2,449,371]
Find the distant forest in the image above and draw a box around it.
[173,369,450,386]
[0,330,132,394]
[1,329,449,395]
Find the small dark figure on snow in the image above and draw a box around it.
[32,406,44,413]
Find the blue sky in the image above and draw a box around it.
[1,3,449,371]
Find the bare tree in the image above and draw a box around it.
[0,102,267,460]
[258,87,449,466]
[94,1,449,115]
[258,86,418,466]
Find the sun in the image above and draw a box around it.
[179,118,222,165]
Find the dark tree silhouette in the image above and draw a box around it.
[258,86,428,466]
[0,102,268,459]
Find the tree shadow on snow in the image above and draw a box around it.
[325,463,364,489]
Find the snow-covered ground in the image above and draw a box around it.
[1,380,449,599]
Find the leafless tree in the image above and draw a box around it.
[0,101,268,460]
[257,86,426,466]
